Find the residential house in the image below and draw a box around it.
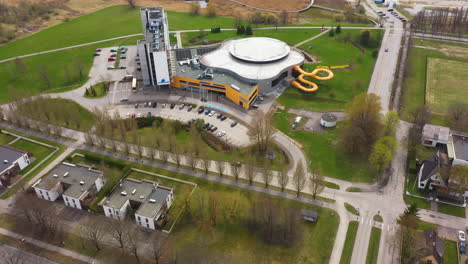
[417,229,445,264]
[32,163,105,210]
[417,151,449,190]
[422,124,450,147]
[0,145,32,187]
[100,178,174,230]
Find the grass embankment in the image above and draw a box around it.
[277,29,382,112]
[400,42,468,126]
[182,28,322,46]
[16,98,96,131]
[366,227,381,264]
[340,221,359,264]
[324,181,340,190]
[84,82,111,98]
[0,36,140,103]
[0,129,65,199]
[274,110,375,182]
[68,150,339,263]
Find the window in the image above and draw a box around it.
[147,223,150,228]
[137,216,141,221]
[39,190,43,194]
[108,209,112,213]
[65,197,68,201]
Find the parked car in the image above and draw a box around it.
[108,58,115,61]
[217,131,226,137]
[152,102,157,108]
[257,96,264,102]
[206,124,214,130]
[107,66,114,70]
[147,112,152,117]
[204,109,211,115]
[131,113,136,118]
[120,56,127,59]
[96,48,102,52]
[179,104,185,110]
[387,8,394,11]
[459,231,466,241]
[203,123,210,129]
[230,121,238,127]
[135,103,139,109]
[198,107,204,114]
[251,104,259,109]
[137,113,141,118]
[208,111,216,117]
[120,98,129,102]
[110,54,117,57]
[119,66,126,69]
[93,53,100,56]
[460,241,466,255]
[161,103,166,108]
[187,105,193,112]
[144,102,148,107]
[217,113,223,119]
[385,48,389,52]
[220,116,227,121]
[170,103,175,109]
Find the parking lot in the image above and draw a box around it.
[113,103,252,147]
[89,46,139,82]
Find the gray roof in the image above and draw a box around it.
[104,179,172,219]
[0,145,27,173]
[34,163,103,199]
[452,134,468,161]
[173,47,257,96]
[321,113,337,122]
[420,153,440,182]
[422,124,450,142]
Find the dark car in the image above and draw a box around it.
[170,103,175,109]
[460,241,466,255]
[251,104,259,109]
[93,53,100,56]
[187,105,193,112]
[96,48,102,52]
[134,103,139,109]
[230,121,238,127]
[119,66,126,69]
[207,124,214,130]
[221,116,227,121]
[152,102,157,108]
[203,123,210,129]
[217,113,223,119]
[110,54,117,57]
[198,107,204,114]
[387,8,394,11]
[147,112,152,117]
[179,104,185,110]
[210,126,218,132]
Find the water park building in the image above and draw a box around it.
[138,7,333,110]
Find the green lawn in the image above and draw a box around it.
[0,36,140,103]
[324,181,340,190]
[340,221,359,264]
[0,133,15,145]
[400,43,468,125]
[274,110,375,182]
[10,139,54,175]
[366,227,381,264]
[182,28,322,47]
[444,240,458,264]
[345,202,360,216]
[16,98,96,131]
[298,8,372,26]
[69,150,339,263]
[84,82,111,98]
[278,29,382,112]
[438,203,466,218]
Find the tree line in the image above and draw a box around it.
[413,7,468,36]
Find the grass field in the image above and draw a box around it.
[444,240,458,264]
[274,110,375,182]
[182,28,322,47]
[324,181,340,190]
[0,36,140,103]
[425,58,468,115]
[69,150,339,263]
[438,203,466,218]
[400,43,468,125]
[84,82,110,98]
[366,227,381,264]
[340,221,359,264]
[278,29,382,112]
[345,202,360,216]
[10,140,54,176]
[0,133,15,145]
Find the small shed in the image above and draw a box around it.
[301,209,318,223]
[320,113,337,128]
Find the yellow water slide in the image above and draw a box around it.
[290,65,334,92]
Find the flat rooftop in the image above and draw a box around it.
[0,145,27,173]
[173,47,257,96]
[452,134,468,161]
[104,178,172,219]
[34,163,103,199]
[422,124,450,141]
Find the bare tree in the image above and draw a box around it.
[261,161,273,188]
[150,233,169,264]
[200,155,211,174]
[109,219,130,250]
[81,217,107,251]
[293,162,306,196]
[278,165,289,192]
[309,167,325,199]
[447,103,467,132]
[160,150,170,163]
[187,153,198,171]
[127,229,141,263]
[245,163,256,185]
[215,160,225,177]
[248,112,275,152]
[126,0,138,8]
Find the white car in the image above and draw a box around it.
[137,113,141,118]
[208,111,216,117]
[217,131,226,137]
[459,231,466,241]
[125,112,130,119]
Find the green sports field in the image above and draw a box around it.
[425,58,468,115]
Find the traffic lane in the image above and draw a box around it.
[116,105,251,147]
